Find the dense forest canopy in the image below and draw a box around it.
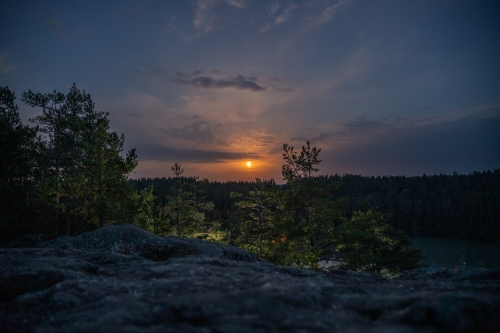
[2,84,498,273]
[129,170,500,244]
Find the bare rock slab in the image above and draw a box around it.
[1,224,499,332]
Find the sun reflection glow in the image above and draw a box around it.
[246,161,252,167]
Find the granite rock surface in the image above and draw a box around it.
[1,224,499,333]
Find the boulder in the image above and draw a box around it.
[1,224,499,332]
[41,223,259,262]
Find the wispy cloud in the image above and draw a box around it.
[265,78,295,92]
[344,119,387,132]
[292,105,500,147]
[310,0,351,26]
[260,0,351,32]
[321,116,500,176]
[135,143,259,163]
[275,4,298,24]
[192,0,220,33]
[175,74,266,92]
[293,131,344,143]
[168,0,248,41]
[260,4,298,32]
[167,0,351,39]
[136,64,170,77]
[161,121,220,143]
[224,0,248,9]
[267,2,280,16]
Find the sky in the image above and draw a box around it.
[1,0,499,181]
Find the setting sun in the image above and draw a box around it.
[246,161,252,168]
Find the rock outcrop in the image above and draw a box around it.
[1,224,499,332]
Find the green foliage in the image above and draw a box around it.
[166,164,214,237]
[77,115,139,228]
[207,142,422,273]
[220,143,344,269]
[276,141,344,268]
[333,210,424,272]
[17,84,141,235]
[227,179,277,258]
[137,185,170,235]
[282,140,321,180]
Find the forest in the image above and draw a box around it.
[129,170,500,244]
[2,84,498,273]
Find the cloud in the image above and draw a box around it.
[260,0,351,32]
[168,0,247,41]
[140,65,291,92]
[311,0,351,26]
[322,116,500,176]
[224,0,247,8]
[165,16,195,42]
[275,4,298,24]
[260,4,298,32]
[137,64,169,77]
[192,0,220,33]
[267,2,280,16]
[290,129,347,144]
[161,121,218,143]
[0,53,16,74]
[264,77,295,92]
[135,144,259,163]
[114,92,170,113]
[344,119,387,132]
[175,70,204,78]
[292,110,497,146]
[175,75,265,92]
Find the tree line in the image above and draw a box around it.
[321,171,500,243]
[130,171,500,244]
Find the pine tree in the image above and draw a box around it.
[22,84,140,234]
[22,84,93,234]
[167,164,214,237]
[138,185,170,235]
[333,210,424,273]
[78,115,139,228]
[229,179,277,258]
[277,141,343,267]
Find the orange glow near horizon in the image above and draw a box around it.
[246,161,252,167]
[132,158,284,182]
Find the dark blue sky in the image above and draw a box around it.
[2,0,499,180]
